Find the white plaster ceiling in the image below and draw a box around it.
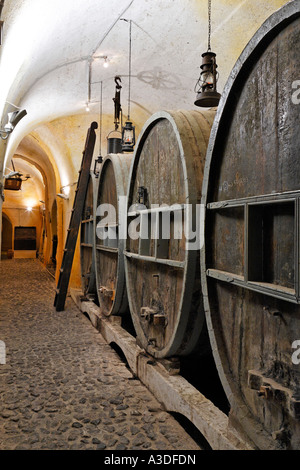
[0,0,289,166]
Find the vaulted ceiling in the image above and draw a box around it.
[0,0,288,181]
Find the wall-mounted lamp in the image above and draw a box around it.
[94,54,110,68]
[93,155,103,177]
[60,182,76,197]
[57,193,69,200]
[4,163,30,191]
[194,0,221,108]
[0,109,27,140]
[103,56,109,68]
[4,176,22,191]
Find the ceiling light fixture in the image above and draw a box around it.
[194,0,221,108]
[103,56,109,68]
[57,193,69,200]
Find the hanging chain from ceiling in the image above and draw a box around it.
[128,19,132,120]
[208,0,212,51]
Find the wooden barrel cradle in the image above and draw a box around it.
[201,1,300,450]
[80,172,98,299]
[124,109,215,359]
[95,154,133,316]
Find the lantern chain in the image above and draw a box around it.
[128,19,132,120]
[99,81,102,155]
[208,0,212,51]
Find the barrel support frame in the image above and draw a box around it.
[70,288,254,451]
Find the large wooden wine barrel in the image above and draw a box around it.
[80,172,97,299]
[201,1,300,450]
[124,109,215,358]
[95,154,133,316]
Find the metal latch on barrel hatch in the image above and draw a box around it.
[99,286,115,301]
[140,307,167,327]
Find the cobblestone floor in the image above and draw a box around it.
[0,259,201,451]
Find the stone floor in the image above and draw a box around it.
[0,259,201,451]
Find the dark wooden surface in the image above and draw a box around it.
[80,173,97,298]
[125,109,215,358]
[202,2,300,449]
[95,154,132,316]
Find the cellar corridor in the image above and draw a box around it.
[0,258,201,451]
